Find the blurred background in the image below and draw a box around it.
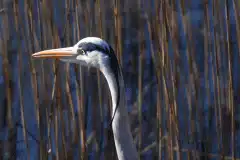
[0,0,240,159]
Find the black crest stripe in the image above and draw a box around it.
[108,45,120,108]
[107,45,120,127]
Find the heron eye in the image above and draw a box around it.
[77,49,86,55]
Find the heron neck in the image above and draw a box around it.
[101,66,138,160]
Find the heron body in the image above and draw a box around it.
[32,37,138,160]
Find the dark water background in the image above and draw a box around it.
[0,0,240,159]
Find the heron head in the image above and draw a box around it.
[33,37,122,125]
[32,37,112,69]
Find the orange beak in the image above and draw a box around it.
[32,47,75,58]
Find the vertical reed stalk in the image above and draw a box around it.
[73,66,85,159]
[179,0,198,158]
[224,1,235,159]
[74,3,87,156]
[154,0,164,158]
[233,7,240,157]
[24,0,45,158]
[233,0,240,56]
[66,1,81,153]
[114,0,122,64]
[137,51,143,158]
[0,4,4,158]
[164,1,180,159]
[137,0,143,158]
[96,0,104,157]
[53,20,68,159]
[73,2,85,158]
[1,6,16,159]
[48,74,57,159]
[18,48,30,160]
[36,0,51,158]
[59,74,68,159]
[168,1,181,159]
[63,1,76,158]
[163,2,173,159]
[54,85,60,160]
[144,1,162,157]
[160,1,171,158]
[212,0,225,158]
[203,1,214,159]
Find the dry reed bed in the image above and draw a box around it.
[0,0,240,159]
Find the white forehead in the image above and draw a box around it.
[74,37,110,49]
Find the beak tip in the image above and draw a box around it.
[31,53,39,58]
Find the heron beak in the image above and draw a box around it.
[32,47,75,58]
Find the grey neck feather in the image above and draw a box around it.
[100,66,138,160]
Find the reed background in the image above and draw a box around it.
[0,0,240,159]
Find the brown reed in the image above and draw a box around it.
[1,0,240,159]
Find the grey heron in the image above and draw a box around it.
[32,37,138,160]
